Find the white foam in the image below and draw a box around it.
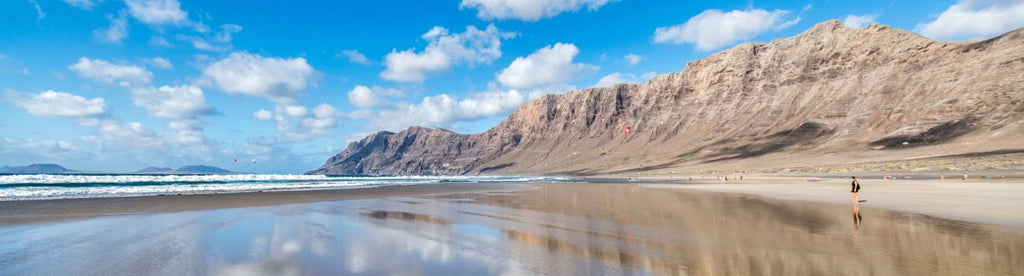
[0,174,572,201]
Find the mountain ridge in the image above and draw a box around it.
[310,20,1024,175]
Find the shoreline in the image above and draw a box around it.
[0,183,531,225]
[2,176,1022,230]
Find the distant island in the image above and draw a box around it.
[0,164,77,174]
[0,164,236,174]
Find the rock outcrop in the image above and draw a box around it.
[309,20,1024,175]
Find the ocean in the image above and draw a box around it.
[0,174,571,201]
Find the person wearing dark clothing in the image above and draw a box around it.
[851,176,861,203]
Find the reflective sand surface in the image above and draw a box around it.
[1,183,1021,275]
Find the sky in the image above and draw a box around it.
[2,0,1023,173]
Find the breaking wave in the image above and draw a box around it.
[0,174,570,201]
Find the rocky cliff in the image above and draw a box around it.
[309,20,1024,175]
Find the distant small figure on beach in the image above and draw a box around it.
[739,175,743,181]
[851,176,861,203]
[940,174,944,181]
[963,174,968,181]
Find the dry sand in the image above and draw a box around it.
[638,176,1024,228]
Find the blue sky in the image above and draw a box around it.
[2,0,1022,173]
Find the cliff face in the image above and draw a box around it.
[309,20,1024,175]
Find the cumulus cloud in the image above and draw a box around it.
[460,0,615,21]
[594,72,656,87]
[253,109,273,120]
[63,0,97,10]
[257,103,339,141]
[304,103,337,129]
[9,90,106,118]
[346,85,403,108]
[338,50,371,65]
[202,52,317,103]
[916,0,1024,41]
[94,11,129,44]
[842,14,878,28]
[6,90,174,162]
[381,24,515,82]
[497,43,597,89]
[68,57,152,86]
[373,89,525,131]
[0,137,81,162]
[124,0,188,26]
[130,85,215,119]
[276,105,308,117]
[624,53,641,66]
[148,57,173,69]
[653,9,800,51]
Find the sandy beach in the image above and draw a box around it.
[638,175,1024,228]
[0,180,1021,275]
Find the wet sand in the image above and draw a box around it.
[640,176,1024,228]
[1,183,1022,275]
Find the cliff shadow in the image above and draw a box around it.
[702,121,835,163]
[478,163,516,174]
[870,117,978,149]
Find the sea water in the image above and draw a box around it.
[0,174,570,201]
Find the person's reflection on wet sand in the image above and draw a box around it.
[853,204,862,230]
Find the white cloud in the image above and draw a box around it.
[124,0,188,26]
[94,11,129,44]
[68,57,152,86]
[202,52,316,103]
[163,120,205,145]
[253,109,273,120]
[594,72,656,87]
[63,0,97,10]
[311,103,336,118]
[624,53,641,66]
[916,0,1024,41]
[338,50,371,65]
[497,43,597,89]
[381,24,515,82]
[842,14,878,28]
[257,103,339,141]
[276,105,308,117]
[10,90,106,118]
[179,24,242,51]
[460,0,615,21]
[347,85,398,108]
[0,137,80,161]
[653,9,800,51]
[83,119,165,149]
[130,85,214,119]
[149,57,173,69]
[373,89,525,131]
[304,104,337,129]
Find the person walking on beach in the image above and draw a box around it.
[850,176,861,203]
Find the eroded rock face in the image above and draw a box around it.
[309,20,1024,175]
